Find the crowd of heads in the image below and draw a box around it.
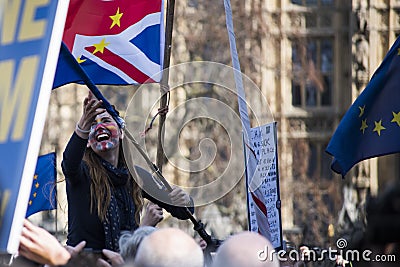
[2,226,282,267]
[120,228,279,267]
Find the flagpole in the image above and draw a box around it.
[156,0,175,171]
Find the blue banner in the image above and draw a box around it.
[0,0,69,253]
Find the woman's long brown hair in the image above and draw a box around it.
[83,143,143,223]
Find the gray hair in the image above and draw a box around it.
[119,226,157,261]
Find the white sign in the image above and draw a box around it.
[247,122,282,249]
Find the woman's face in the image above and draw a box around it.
[88,111,121,152]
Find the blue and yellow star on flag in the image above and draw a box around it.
[26,152,57,217]
[326,36,400,177]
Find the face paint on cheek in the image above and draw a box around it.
[88,126,97,147]
[107,125,119,139]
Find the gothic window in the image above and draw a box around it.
[291,38,333,108]
[291,139,332,180]
[307,141,333,180]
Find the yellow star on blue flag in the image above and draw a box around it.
[26,152,57,217]
[326,36,400,177]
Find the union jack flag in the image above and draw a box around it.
[61,0,164,85]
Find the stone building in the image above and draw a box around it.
[258,0,400,246]
[36,0,400,248]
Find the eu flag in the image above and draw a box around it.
[53,42,125,128]
[53,42,93,88]
[26,153,57,218]
[326,37,400,177]
[54,0,164,86]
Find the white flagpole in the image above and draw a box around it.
[223,0,271,241]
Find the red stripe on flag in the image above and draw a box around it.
[64,0,162,48]
[251,192,267,215]
[85,47,155,84]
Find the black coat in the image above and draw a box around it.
[62,133,193,250]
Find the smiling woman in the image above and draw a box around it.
[62,92,194,252]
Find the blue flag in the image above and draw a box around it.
[326,37,400,177]
[26,153,57,218]
[53,42,124,128]
[53,42,92,89]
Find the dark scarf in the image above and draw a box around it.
[100,159,137,251]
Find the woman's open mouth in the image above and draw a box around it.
[95,129,111,142]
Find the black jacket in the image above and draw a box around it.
[62,133,193,250]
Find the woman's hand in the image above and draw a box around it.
[140,202,163,226]
[18,219,71,266]
[75,92,105,139]
[168,185,191,207]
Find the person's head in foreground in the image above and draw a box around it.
[133,227,204,267]
[118,226,158,262]
[211,231,279,267]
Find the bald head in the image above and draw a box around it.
[133,228,204,267]
[212,231,279,267]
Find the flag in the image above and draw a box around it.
[53,42,93,88]
[53,42,124,128]
[54,0,164,87]
[326,36,400,177]
[26,153,57,218]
